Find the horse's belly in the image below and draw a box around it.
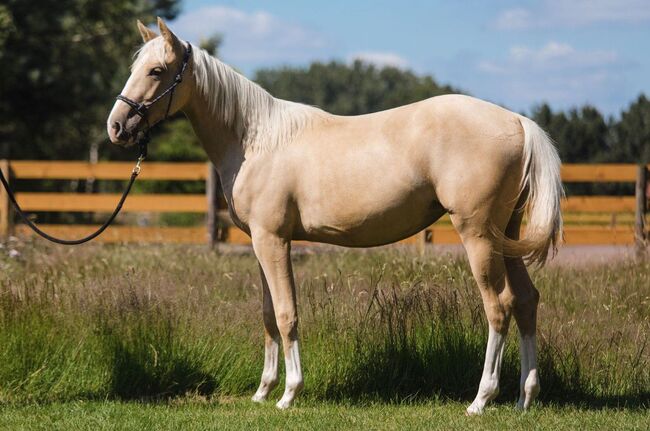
[295,186,446,247]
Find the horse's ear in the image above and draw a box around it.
[137,20,158,43]
[157,17,179,48]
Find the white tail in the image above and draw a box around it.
[501,116,564,266]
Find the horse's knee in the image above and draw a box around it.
[484,300,512,334]
[275,310,298,337]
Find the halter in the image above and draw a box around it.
[116,42,192,158]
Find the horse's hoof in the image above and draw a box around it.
[251,392,267,403]
[465,403,484,416]
[276,398,293,410]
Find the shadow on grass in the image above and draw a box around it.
[304,329,650,411]
[109,342,217,400]
[536,348,650,410]
[96,317,648,409]
[101,320,217,401]
[312,327,516,404]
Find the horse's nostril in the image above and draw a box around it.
[113,121,129,140]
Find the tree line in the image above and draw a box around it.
[1,0,648,167]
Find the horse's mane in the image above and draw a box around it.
[133,38,322,152]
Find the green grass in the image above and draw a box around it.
[0,398,648,431]
[0,240,648,428]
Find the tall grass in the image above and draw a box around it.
[0,240,648,407]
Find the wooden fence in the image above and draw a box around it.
[0,161,648,249]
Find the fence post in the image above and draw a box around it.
[415,229,426,255]
[0,160,13,239]
[206,162,220,248]
[635,164,648,259]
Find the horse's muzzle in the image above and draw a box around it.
[107,118,141,147]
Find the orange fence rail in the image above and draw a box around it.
[0,161,648,247]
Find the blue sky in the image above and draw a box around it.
[170,0,650,117]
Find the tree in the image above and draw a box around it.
[254,60,459,115]
[610,94,650,164]
[531,103,611,164]
[0,0,180,161]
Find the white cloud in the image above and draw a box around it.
[493,8,532,30]
[479,42,618,73]
[494,0,650,29]
[170,6,330,65]
[476,42,625,113]
[348,51,409,69]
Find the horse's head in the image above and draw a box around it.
[107,18,192,147]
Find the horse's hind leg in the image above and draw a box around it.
[504,212,541,410]
[454,224,513,415]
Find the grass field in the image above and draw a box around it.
[1,399,648,431]
[0,240,648,429]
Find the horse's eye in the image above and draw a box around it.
[148,67,163,77]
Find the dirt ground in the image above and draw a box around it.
[217,242,645,268]
[423,244,642,267]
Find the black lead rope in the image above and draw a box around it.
[0,42,192,245]
[0,144,146,245]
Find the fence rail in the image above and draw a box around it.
[1,160,648,248]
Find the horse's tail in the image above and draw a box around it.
[499,115,564,267]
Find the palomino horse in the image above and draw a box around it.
[108,19,563,414]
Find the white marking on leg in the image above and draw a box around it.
[467,325,506,415]
[517,332,530,409]
[517,333,539,410]
[252,336,280,402]
[276,340,304,409]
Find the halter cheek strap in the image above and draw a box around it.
[116,42,192,135]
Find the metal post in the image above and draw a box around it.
[206,162,220,248]
[635,164,648,259]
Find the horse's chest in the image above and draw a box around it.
[227,205,250,234]
[220,177,252,235]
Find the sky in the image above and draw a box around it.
[169,0,650,117]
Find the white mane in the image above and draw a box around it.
[134,39,321,152]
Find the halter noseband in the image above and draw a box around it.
[116,42,192,157]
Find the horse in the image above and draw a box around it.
[107,18,563,414]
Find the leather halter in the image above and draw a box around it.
[116,42,192,157]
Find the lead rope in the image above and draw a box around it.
[0,141,147,245]
[1,42,192,245]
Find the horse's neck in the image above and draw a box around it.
[181,58,321,194]
[183,93,245,195]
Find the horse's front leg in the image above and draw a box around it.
[251,264,281,402]
[251,229,303,409]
